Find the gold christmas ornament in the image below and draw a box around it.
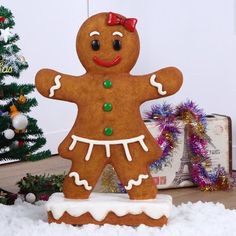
[10,104,20,118]
[18,94,27,104]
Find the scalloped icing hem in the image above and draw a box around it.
[46,192,172,227]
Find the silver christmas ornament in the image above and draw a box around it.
[3,129,15,139]
[12,113,28,130]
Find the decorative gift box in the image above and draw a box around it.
[95,114,232,191]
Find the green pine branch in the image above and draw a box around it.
[0,34,20,47]
[17,98,38,113]
[0,83,35,100]
[0,136,51,161]
[0,115,11,132]
[0,98,38,113]
[26,150,52,161]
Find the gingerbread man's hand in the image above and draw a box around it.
[133,67,183,103]
[35,69,84,102]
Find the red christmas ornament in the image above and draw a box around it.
[18,139,24,147]
[38,194,49,201]
[0,16,5,23]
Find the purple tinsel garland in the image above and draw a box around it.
[145,103,181,170]
[146,100,232,191]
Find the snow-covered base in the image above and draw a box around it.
[1,198,236,236]
[46,193,172,222]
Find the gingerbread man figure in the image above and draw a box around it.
[35,12,183,200]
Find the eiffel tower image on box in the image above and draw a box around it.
[172,126,193,186]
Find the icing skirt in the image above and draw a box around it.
[68,134,149,162]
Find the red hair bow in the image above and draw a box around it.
[107,12,137,32]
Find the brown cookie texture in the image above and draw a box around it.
[36,12,183,226]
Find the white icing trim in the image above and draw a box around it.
[139,138,149,152]
[125,174,149,190]
[49,75,62,97]
[69,172,92,191]
[85,144,94,161]
[46,193,173,221]
[89,31,100,36]
[105,144,110,158]
[150,74,167,96]
[123,143,132,161]
[112,31,123,37]
[69,138,77,151]
[69,135,149,162]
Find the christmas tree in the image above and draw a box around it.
[0,6,51,162]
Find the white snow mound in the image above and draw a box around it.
[0,198,236,236]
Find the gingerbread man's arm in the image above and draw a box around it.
[35,69,86,102]
[133,67,183,103]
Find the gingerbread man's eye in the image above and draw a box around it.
[91,40,100,51]
[113,39,121,51]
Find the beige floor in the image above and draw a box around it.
[0,156,235,209]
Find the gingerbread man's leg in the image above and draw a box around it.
[59,138,108,199]
[110,136,162,200]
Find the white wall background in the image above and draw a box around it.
[1,0,236,169]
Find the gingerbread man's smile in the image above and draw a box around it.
[93,55,121,67]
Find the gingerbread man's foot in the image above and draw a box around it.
[124,174,157,200]
[63,174,92,199]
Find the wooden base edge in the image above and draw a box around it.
[48,211,168,227]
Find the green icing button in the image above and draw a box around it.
[104,127,113,136]
[103,80,112,88]
[103,102,112,112]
